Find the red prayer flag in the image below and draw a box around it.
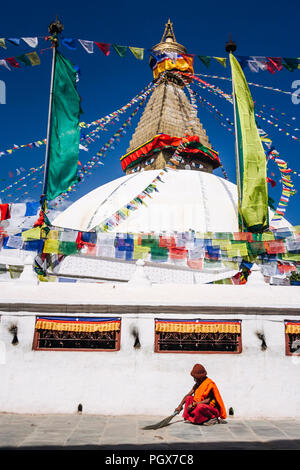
[266,57,282,74]
[267,177,276,188]
[0,203,10,221]
[169,246,188,259]
[95,42,110,56]
[6,57,20,68]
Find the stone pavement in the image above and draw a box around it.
[0,413,300,450]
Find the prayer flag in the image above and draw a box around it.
[45,51,81,201]
[6,57,20,68]
[249,57,267,71]
[283,58,299,72]
[26,52,40,66]
[0,59,10,71]
[129,47,144,60]
[229,53,268,232]
[22,37,38,48]
[112,44,127,58]
[0,38,6,49]
[266,57,282,74]
[198,55,210,67]
[61,38,77,50]
[214,57,226,67]
[78,39,94,54]
[95,42,110,56]
[16,54,31,66]
[7,38,20,46]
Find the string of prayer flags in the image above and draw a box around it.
[0,51,41,70]
[2,224,300,282]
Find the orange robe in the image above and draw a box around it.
[193,377,227,419]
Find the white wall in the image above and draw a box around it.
[0,312,299,418]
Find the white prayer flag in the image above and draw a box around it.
[6,235,24,249]
[10,203,26,218]
[0,60,11,71]
[22,37,38,48]
[78,40,94,54]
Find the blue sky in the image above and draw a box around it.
[0,0,299,225]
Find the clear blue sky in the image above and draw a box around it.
[0,0,299,225]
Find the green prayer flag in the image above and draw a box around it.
[198,55,210,67]
[59,241,78,255]
[229,53,268,233]
[46,51,81,201]
[0,38,6,49]
[150,246,169,261]
[112,44,127,58]
[283,58,299,71]
[16,54,32,66]
[129,47,144,60]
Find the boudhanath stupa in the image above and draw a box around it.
[0,21,300,419]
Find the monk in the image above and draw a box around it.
[175,364,227,425]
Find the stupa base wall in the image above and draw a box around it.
[0,302,300,418]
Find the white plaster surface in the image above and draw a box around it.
[0,281,300,308]
[0,282,300,418]
[52,170,290,233]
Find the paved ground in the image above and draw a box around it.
[0,413,300,451]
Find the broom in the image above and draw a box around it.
[142,410,180,430]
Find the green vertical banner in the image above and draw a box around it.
[46,51,81,201]
[229,53,269,233]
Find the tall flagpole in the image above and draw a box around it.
[225,35,244,232]
[41,17,64,205]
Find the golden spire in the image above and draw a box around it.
[151,19,187,55]
[161,19,177,43]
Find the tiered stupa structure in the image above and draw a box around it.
[121,19,219,175]
[53,21,287,236]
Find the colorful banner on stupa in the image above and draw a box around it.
[120,134,220,171]
[229,53,269,233]
[150,52,194,79]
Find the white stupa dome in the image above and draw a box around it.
[52,169,290,233]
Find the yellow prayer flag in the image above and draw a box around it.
[22,227,41,241]
[133,245,150,260]
[129,47,144,60]
[214,57,226,67]
[261,232,275,241]
[43,239,61,254]
[47,230,59,240]
[226,242,248,257]
[26,52,40,66]
[212,239,232,250]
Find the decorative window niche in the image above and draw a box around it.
[285,322,300,356]
[154,319,242,354]
[33,316,121,351]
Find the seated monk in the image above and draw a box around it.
[175,364,227,425]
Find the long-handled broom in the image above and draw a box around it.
[142,410,180,430]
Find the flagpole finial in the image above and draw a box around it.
[48,17,64,47]
[225,34,237,53]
